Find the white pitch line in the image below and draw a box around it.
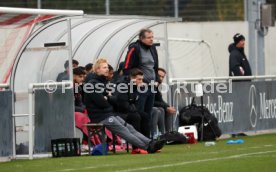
[249,146,262,149]
[60,169,74,172]
[56,164,115,172]
[116,150,276,172]
[264,145,273,147]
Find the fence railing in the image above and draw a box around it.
[170,75,276,83]
[12,81,73,160]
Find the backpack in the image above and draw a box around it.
[179,98,222,141]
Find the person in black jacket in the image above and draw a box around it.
[73,67,89,150]
[112,61,125,83]
[56,59,79,82]
[83,58,165,153]
[73,67,86,113]
[229,33,252,77]
[110,68,149,154]
[152,68,176,135]
[123,28,159,138]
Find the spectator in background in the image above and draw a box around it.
[112,61,125,82]
[73,67,90,151]
[56,59,79,82]
[78,66,87,78]
[123,28,160,138]
[73,67,86,113]
[228,34,250,137]
[84,58,166,153]
[229,33,252,77]
[85,63,93,74]
[153,68,176,132]
[107,64,114,81]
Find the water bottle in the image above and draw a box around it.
[205,141,216,146]
[121,139,126,149]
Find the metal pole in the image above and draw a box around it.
[257,0,266,75]
[105,0,110,15]
[174,0,179,18]
[244,0,248,21]
[37,0,41,9]
[67,19,73,82]
[246,0,266,75]
[0,84,9,89]
[12,102,16,159]
[0,7,83,16]
[67,18,76,137]
[28,84,34,160]
[169,75,276,83]
[163,22,171,105]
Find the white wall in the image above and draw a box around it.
[167,21,276,76]
[265,24,276,75]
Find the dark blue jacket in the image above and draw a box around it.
[123,40,160,82]
[84,73,113,123]
[228,43,252,76]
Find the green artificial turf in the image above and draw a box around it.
[1,134,276,172]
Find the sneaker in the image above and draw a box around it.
[147,139,166,153]
[81,144,89,152]
[131,148,148,154]
[156,150,161,153]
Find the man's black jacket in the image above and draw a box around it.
[74,85,86,113]
[84,73,113,123]
[109,76,139,114]
[228,43,252,76]
[154,89,169,112]
[123,40,160,82]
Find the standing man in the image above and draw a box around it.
[123,28,159,137]
[228,33,252,77]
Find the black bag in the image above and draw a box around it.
[197,115,221,141]
[179,98,222,141]
[159,131,187,145]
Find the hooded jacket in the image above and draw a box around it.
[154,89,169,112]
[84,73,113,123]
[113,76,139,113]
[123,40,160,83]
[228,43,252,76]
[74,85,86,113]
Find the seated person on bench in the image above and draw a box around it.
[109,68,149,154]
[73,67,91,151]
[84,58,165,153]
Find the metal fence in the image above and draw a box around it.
[0,85,13,158]
[12,82,74,159]
[0,0,247,21]
[33,88,75,153]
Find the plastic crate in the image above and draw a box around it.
[51,138,81,157]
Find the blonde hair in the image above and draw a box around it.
[93,58,108,73]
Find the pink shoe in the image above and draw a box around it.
[131,148,148,154]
